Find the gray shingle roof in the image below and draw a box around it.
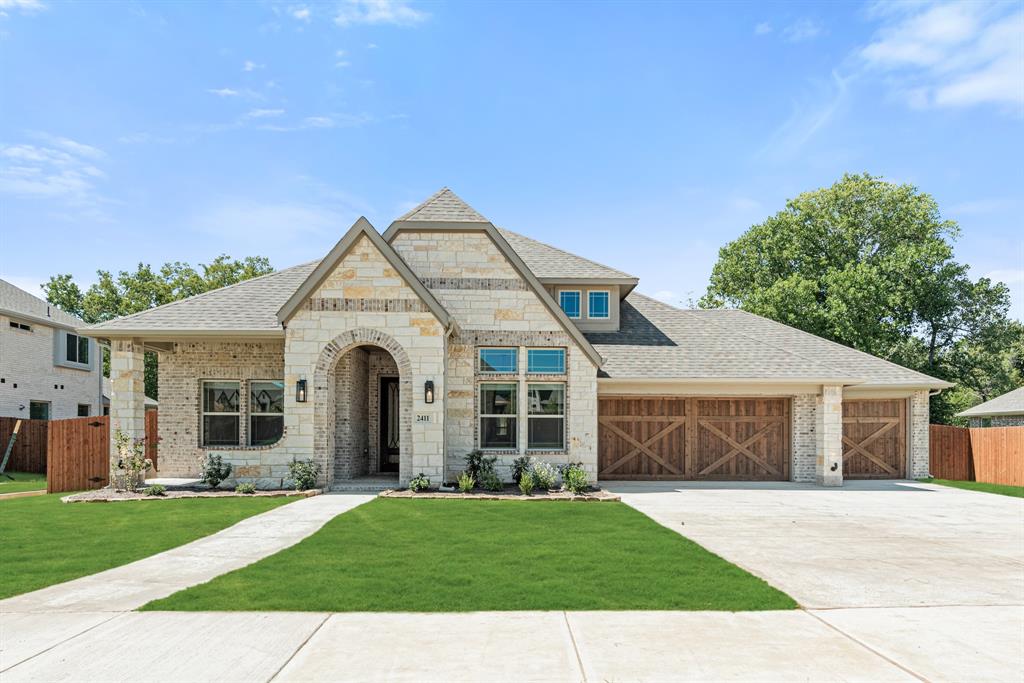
[497,228,637,281]
[957,386,1024,418]
[82,262,318,333]
[587,293,951,388]
[397,187,489,222]
[0,278,83,328]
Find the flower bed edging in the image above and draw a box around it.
[61,488,321,503]
[379,488,619,502]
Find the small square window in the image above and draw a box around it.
[29,401,50,420]
[77,404,91,417]
[588,291,610,319]
[559,291,581,319]
[479,348,518,373]
[527,349,565,374]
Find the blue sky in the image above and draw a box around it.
[1,0,1022,319]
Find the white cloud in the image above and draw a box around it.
[333,0,427,27]
[783,18,823,42]
[754,22,772,35]
[756,70,850,160]
[860,2,1023,111]
[242,60,263,72]
[290,5,310,22]
[0,0,46,16]
[0,135,113,219]
[366,42,378,49]
[254,113,374,132]
[652,290,677,303]
[335,49,351,68]
[244,108,285,119]
[985,268,1024,285]
[207,87,240,97]
[946,198,1022,215]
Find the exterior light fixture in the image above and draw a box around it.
[296,379,307,403]
[424,380,434,404]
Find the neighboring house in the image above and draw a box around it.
[0,279,103,421]
[82,189,951,488]
[101,377,157,415]
[956,387,1024,427]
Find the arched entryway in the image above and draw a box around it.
[314,329,413,487]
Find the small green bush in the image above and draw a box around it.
[409,473,431,492]
[288,459,321,491]
[561,463,589,495]
[142,484,166,497]
[529,458,558,490]
[480,470,504,492]
[510,456,530,484]
[518,471,535,496]
[201,454,232,489]
[235,482,257,494]
[464,450,498,480]
[457,471,475,493]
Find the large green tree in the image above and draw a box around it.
[44,255,273,400]
[700,173,1021,424]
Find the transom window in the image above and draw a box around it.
[588,291,610,319]
[65,333,89,365]
[479,348,518,373]
[527,383,565,450]
[480,383,517,449]
[558,291,581,319]
[202,381,240,446]
[250,380,284,445]
[527,348,565,374]
[9,321,31,331]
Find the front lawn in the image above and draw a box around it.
[920,478,1024,498]
[144,499,796,612]
[0,471,47,495]
[0,494,294,599]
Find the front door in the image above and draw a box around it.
[379,377,400,472]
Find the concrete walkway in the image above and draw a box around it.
[0,492,374,614]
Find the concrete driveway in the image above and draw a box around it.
[607,479,1024,681]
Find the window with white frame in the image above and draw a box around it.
[250,380,284,445]
[527,348,565,374]
[479,348,518,373]
[558,290,581,318]
[202,381,240,446]
[65,333,90,365]
[588,291,610,319]
[479,383,517,449]
[527,383,565,450]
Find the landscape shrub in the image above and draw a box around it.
[112,429,153,493]
[142,484,166,497]
[528,458,558,490]
[561,463,589,495]
[409,473,430,492]
[288,459,321,491]
[510,456,530,484]
[235,482,257,494]
[518,471,535,496]
[464,450,497,481]
[480,470,504,492]
[201,453,232,489]
[457,471,475,493]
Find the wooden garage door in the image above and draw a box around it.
[843,399,907,479]
[598,397,790,481]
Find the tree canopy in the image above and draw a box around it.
[44,255,274,399]
[700,173,1021,424]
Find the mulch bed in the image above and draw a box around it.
[380,487,619,502]
[62,487,321,503]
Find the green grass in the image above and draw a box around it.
[143,499,796,612]
[0,471,47,495]
[920,478,1024,498]
[0,494,294,599]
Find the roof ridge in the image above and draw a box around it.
[497,227,636,280]
[1,278,84,325]
[84,260,319,328]
[396,187,487,222]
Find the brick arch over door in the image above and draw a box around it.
[314,328,414,486]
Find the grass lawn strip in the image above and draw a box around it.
[0,493,294,599]
[144,499,796,612]
[0,471,47,495]
[920,478,1024,498]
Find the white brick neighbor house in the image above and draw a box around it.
[82,189,952,489]
[956,387,1024,428]
[1,279,103,421]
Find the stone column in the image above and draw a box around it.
[815,384,843,487]
[109,338,147,486]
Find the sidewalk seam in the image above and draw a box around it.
[803,609,927,682]
[562,611,588,683]
[267,612,331,682]
[0,613,122,674]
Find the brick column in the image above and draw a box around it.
[815,385,843,486]
[109,338,147,485]
[909,390,930,479]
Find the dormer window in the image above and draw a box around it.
[588,291,610,319]
[558,291,581,319]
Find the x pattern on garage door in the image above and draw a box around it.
[843,399,907,479]
[598,397,790,480]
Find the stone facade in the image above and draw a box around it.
[108,339,146,481]
[815,385,843,486]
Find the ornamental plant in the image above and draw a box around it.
[510,456,531,484]
[518,471,535,496]
[480,470,504,492]
[464,450,497,481]
[143,484,166,497]
[561,463,589,495]
[409,473,430,492]
[457,471,475,493]
[112,429,153,493]
[288,459,321,491]
[528,458,558,490]
[201,453,232,489]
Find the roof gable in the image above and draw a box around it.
[1,278,83,330]
[397,187,489,223]
[277,217,450,327]
[957,386,1024,417]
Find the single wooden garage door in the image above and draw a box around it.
[598,397,790,480]
[843,399,907,479]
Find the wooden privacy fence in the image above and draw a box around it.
[929,424,1023,487]
[46,412,158,494]
[0,417,49,473]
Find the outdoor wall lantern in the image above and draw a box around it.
[424,380,434,404]
[296,379,307,403]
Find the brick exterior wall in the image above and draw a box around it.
[0,315,102,420]
[791,394,817,483]
[367,350,399,472]
[910,389,930,479]
[334,347,369,480]
[969,415,1024,427]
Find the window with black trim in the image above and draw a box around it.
[250,380,284,445]
[480,383,517,449]
[202,381,240,446]
[527,383,565,449]
[77,404,91,417]
[65,333,89,365]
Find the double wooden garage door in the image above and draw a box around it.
[598,396,908,480]
[598,397,791,480]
